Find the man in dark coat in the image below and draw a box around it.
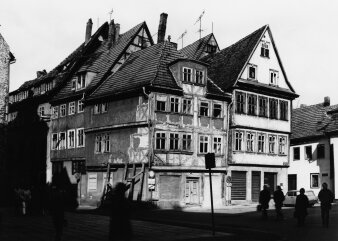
[273,186,285,220]
[295,188,309,227]
[259,185,271,220]
[318,182,334,227]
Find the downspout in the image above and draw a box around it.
[143,87,153,168]
[226,99,233,167]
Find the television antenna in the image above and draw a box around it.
[194,10,205,39]
[178,30,187,48]
[108,9,113,21]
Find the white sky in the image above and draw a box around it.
[1,0,337,106]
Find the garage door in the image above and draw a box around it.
[159,175,181,200]
[251,171,261,202]
[231,171,247,200]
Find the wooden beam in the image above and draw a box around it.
[137,163,146,202]
[128,164,136,200]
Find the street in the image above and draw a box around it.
[1,204,338,241]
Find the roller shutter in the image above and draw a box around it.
[251,171,261,202]
[231,171,246,200]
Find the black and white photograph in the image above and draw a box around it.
[0,0,337,240]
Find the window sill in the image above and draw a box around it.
[258,114,268,118]
[154,150,194,155]
[182,81,206,87]
[278,154,288,157]
[212,117,224,120]
[247,113,257,117]
[260,55,270,59]
[247,78,258,81]
[199,115,210,118]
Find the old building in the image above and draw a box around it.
[192,25,299,203]
[290,97,338,197]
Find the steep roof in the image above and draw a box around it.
[291,103,338,141]
[201,25,267,91]
[179,33,215,60]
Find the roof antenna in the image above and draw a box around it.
[212,22,213,34]
[178,30,187,48]
[97,18,100,29]
[108,8,113,21]
[194,10,205,39]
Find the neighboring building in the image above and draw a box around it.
[199,25,298,203]
[290,97,338,197]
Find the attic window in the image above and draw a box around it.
[195,70,204,84]
[206,44,217,54]
[77,73,86,90]
[261,42,269,58]
[248,65,257,80]
[183,67,192,82]
[270,70,278,86]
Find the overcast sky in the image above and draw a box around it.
[1,0,337,107]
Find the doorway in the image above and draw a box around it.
[288,174,297,191]
[251,171,261,202]
[264,172,277,194]
[185,178,199,204]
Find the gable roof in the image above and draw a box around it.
[179,33,217,60]
[291,103,338,141]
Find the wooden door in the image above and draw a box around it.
[185,178,199,204]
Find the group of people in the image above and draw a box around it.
[259,183,334,227]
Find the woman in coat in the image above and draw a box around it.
[295,188,309,227]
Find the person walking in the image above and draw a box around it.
[273,186,285,220]
[318,182,334,227]
[295,188,309,227]
[259,185,271,220]
[109,182,132,241]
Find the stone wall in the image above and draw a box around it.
[0,33,11,124]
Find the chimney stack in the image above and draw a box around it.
[108,20,116,44]
[157,13,168,43]
[324,96,330,107]
[36,69,47,78]
[115,23,120,43]
[85,18,93,44]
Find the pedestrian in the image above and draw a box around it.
[295,188,309,227]
[273,186,285,220]
[109,182,132,241]
[259,184,271,220]
[318,182,334,227]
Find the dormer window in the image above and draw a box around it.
[261,42,269,58]
[195,70,204,84]
[269,70,278,86]
[248,65,257,80]
[77,73,86,90]
[183,67,192,82]
[206,44,217,54]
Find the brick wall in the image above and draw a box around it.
[0,33,11,124]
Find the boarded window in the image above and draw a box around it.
[159,175,180,200]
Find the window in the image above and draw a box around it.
[77,128,85,147]
[199,102,209,117]
[248,65,257,80]
[59,132,66,149]
[182,134,192,151]
[235,92,246,114]
[317,144,325,158]
[270,70,278,86]
[234,131,244,151]
[206,44,217,54]
[293,147,300,160]
[199,135,209,153]
[52,133,58,150]
[213,137,222,154]
[102,103,108,113]
[170,97,179,113]
[155,132,166,150]
[103,134,110,152]
[257,134,265,153]
[88,173,97,191]
[213,103,222,118]
[67,129,75,149]
[278,136,287,155]
[78,100,84,113]
[52,106,58,119]
[72,160,86,174]
[182,99,192,114]
[305,146,312,160]
[95,135,102,153]
[279,100,288,120]
[156,100,166,112]
[183,67,192,82]
[38,106,45,117]
[94,103,108,114]
[247,94,257,115]
[195,70,204,84]
[258,97,268,117]
[268,135,276,154]
[310,173,319,188]
[246,132,255,152]
[69,102,76,115]
[77,73,86,90]
[261,42,269,58]
[71,79,76,91]
[169,133,179,150]
[269,98,278,119]
[60,104,66,117]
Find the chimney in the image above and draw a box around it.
[85,18,93,44]
[324,96,330,107]
[115,23,120,43]
[157,13,168,43]
[300,104,307,108]
[36,69,47,78]
[108,20,116,44]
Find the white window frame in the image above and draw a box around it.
[67,129,76,149]
[52,106,58,119]
[103,134,110,152]
[195,70,204,84]
[182,98,192,115]
[246,132,255,152]
[169,133,179,150]
[51,133,58,150]
[310,173,320,189]
[60,104,66,117]
[182,134,192,151]
[199,135,209,154]
[38,106,45,117]
[269,69,279,86]
[183,67,193,82]
[234,131,244,151]
[102,103,108,113]
[77,128,85,147]
[257,133,266,153]
[155,132,166,150]
[213,136,222,155]
[78,100,84,113]
[199,101,209,117]
[77,73,86,90]
[69,102,76,115]
[261,42,269,58]
[213,103,222,118]
[170,97,180,113]
[59,132,66,150]
[95,135,102,153]
[278,136,287,155]
[248,64,257,80]
[268,135,276,154]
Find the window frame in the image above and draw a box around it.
[182,67,193,82]
[257,133,266,153]
[246,132,255,152]
[261,42,270,58]
[77,128,85,147]
[59,132,66,150]
[38,106,45,117]
[293,147,300,161]
[52,106,59,119]
[182,134,192,152]
[213,103,222,118]
[235,91,246,114]
[248,64,257,80]
[78,100,84,113]
[279,100,288,121]
[310,173,320,189]
[69,102,76,115]
[278,136,287,155]
[155,132,166,150]
[234,131,244,151]
[77,73,86,90]
[213,136,223,155]
[51,133,58,150]
[258,96,268,117]
[199,135,209,154]
[269,98,278,119]
[95,135,102,153]
[60,104,66,117]
[170,97,180,113]
[268,135,276,154]
[269,69,279,86]
[169,133,179,150]
[305,145,312,160]
[199,101,209,117]
[67,129,76,149]
[247,94,257,116]
[103,134,110,152]
[182,98,192,115]
[195,69,204,84]
[156,100,166,112]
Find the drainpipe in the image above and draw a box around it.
[143,87,153,169]
[225,98,233,205]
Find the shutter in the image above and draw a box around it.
[231,171,247,200]
[251,171,261,202]
[159,175,181,200]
